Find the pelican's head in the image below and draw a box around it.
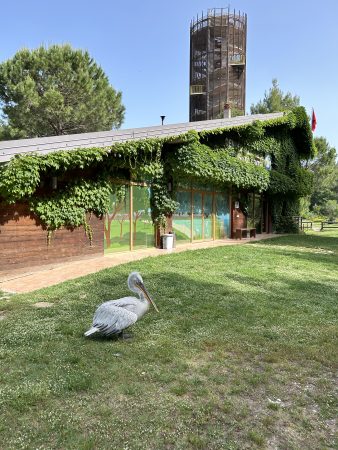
[127,272,159,312]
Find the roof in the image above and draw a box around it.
[0,112,284,163]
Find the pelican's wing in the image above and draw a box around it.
[103,297,139,308]
[102,297,141,314]
[93,304,137,336]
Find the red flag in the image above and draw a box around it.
[311,109,317,132]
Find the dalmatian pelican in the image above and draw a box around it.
[84,272,158,338]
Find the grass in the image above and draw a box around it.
[0,231,337,449]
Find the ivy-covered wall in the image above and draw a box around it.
[0,107,314,239]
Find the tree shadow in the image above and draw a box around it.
[0,202,39,227]
[251,234,338,251]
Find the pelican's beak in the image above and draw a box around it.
[138,282,159,313]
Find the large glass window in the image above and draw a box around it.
[173,187,230,243]
[105,184,232,252]
[215,193,230,238]
[172,191,192,244]
[104,186,130,253]
[133,186,154,249]
[104,184,154,253]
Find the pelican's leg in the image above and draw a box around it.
[119,330,133,340]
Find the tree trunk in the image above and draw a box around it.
[104,214,112,248]
[133,220,137,242]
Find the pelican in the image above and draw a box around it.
[84,272,158,338]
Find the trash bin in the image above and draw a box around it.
[169,231,176,248]
[162,233,174,250]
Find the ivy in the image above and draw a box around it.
[0,154,41,202]
[150,179,179,228]
[0,106,314,236]
[169,140,270,191]
[30,179,113,231]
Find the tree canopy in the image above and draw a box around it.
[250,78,300,114]
[0,45,125,138]
[308,137,338,219]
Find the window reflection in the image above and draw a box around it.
[172,191,192,243]
[104,186,130,253]
[215,193,230,238]
[133,186,154,249]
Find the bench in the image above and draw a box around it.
[235,227,256,239]
[320,221,338,231]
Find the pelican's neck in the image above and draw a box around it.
[138,290,147,303]
[137,291,150,317]
[128,278,149,306]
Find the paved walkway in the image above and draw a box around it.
[0,234,280,293]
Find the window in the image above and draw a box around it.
[104,184,154,253]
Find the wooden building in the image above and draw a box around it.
[0,109,314,270]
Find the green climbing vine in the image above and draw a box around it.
[0,106,314,237]
[167,137,271,191]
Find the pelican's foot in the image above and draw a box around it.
[119,331,134,341]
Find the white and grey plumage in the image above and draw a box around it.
[84,272,158,338]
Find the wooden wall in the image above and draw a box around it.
[0,203,104,271]
[231,202,247,238]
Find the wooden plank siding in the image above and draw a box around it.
[0,203,104,270]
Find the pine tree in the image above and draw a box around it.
[0,45,125,138]
[250,79,300,114]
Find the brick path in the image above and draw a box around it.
[0,234,281,293]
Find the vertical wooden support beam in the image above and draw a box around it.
[229,186,232,238]
[212,192,216,240]
[191,190,194,242]
[252,193,255,229]
[129,184,133,251]
[202,192,205,240]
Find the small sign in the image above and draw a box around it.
[235,201,239,209]
[264,155,272,170]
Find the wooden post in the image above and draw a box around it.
[129,185,133,251]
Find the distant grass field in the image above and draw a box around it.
[0,231,337,449]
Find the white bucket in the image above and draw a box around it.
[162,234,174,250]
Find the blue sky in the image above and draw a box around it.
[1,0,337,149]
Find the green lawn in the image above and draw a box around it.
[0,231,337,449]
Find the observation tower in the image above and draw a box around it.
[189,7,247,121]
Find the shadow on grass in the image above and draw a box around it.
[252,233,338,251]
[249,234,338,268]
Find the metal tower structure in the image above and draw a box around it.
[189,8,247,122]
